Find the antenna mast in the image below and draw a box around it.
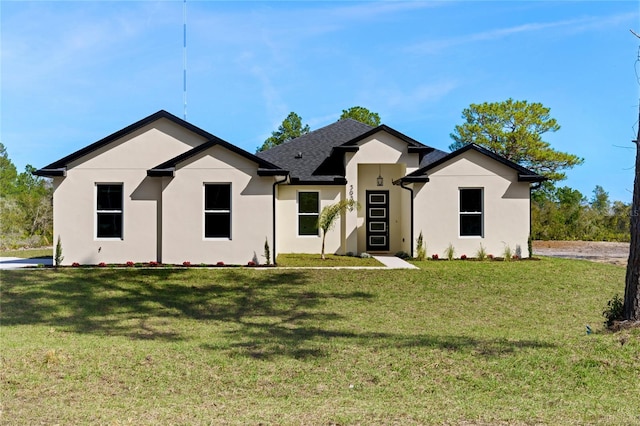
[183,0,187,120]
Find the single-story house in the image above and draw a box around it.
[35,110,544,265]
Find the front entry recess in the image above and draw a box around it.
[366,190,389,251]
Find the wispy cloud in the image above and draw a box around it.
[408,12,638,54]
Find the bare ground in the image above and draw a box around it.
[533,240,630,266]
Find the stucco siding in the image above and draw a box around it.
[51,119,209,265]
[413,150,532,258]
[160,145,274,265]
[276,185,344,255]
[343,134,419,254]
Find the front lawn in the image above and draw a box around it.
[276,253,383,267]
[1,259,637,424]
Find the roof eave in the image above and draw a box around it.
[289,177,347,185]
[393,176,430,185]
[257,169,290,177]
[518,174,547,182]
[147,168,175,177]
[33,168,66,177]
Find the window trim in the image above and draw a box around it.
[297,191,319,237]
[95,183,124,240]
[203,183,232,240]
[459,187,484,238]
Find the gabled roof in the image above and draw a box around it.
[147,136,287,177]
[398,143,546,183]
[34,110,215,177]
[256,119,438,184]
[256,118,374,184]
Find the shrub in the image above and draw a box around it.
[487,254,494,260]
[503,245,512,262]
[126,261,134,267]
[395,251,411,260]
[360,252,371,258]
[54,236,64,267]
[415,231,426,261]
[247,261,256,267]
[603,294,624,328]
[216,261,225,266]
[72,262,80,267]
[476,244,487,261]
[98,262,107,267]
[149,261,159,267]
[431,253,439,260]
[460,254,467,260]
[264,238,271,265]
[445,243,455,261]
[182,261,191,267]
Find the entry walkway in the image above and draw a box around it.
[372,255,419,269]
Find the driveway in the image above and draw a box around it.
[533,241,629,266]
[0,257,53,269]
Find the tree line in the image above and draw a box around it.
[0,143,53,249]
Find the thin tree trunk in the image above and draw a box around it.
[321,232,326,260]
[624,109,640,321]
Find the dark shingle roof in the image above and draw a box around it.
[256,119,374,184]
[256,119,440,184]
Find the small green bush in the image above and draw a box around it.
[416,231,426,261]
[603,294,624,328]
[476,244,487,261]
[502,244,512,262]
[445,243,455,261]
[54,236,64,267]
[395,251,411,260]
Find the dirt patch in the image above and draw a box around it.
[533,240,630,266]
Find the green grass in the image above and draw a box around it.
[0,247,52,258]
[276,253,383,267]
[1,258,638,424]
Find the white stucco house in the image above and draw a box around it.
[35,110,544,265]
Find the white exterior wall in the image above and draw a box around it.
[275,185,344,254]
[344,133,420,255]
[413,150,532,259]
[160,145,274,265]
[52,119,207,265]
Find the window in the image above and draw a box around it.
[96,184,123,238]
[204,184,231,238]
[298,192,319,236]
[460,188,483,237]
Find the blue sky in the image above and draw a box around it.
[2,1,638,202]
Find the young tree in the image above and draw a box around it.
[318,199,358,260]
[257,112,310,152]
[339,106,381,127]
[449,99,583,182]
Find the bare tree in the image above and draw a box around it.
[624,30,640,321]
[624,106,640,320]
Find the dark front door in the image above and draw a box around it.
[366,190,389,251]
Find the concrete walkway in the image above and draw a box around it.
[0,257,53,270]
[372,255,419,269]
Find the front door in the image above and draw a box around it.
[366,190,389,251]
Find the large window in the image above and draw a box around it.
[298,192,319,236]
[96,184,123,238]
[205,184,231,238]
[460,188,483,237]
